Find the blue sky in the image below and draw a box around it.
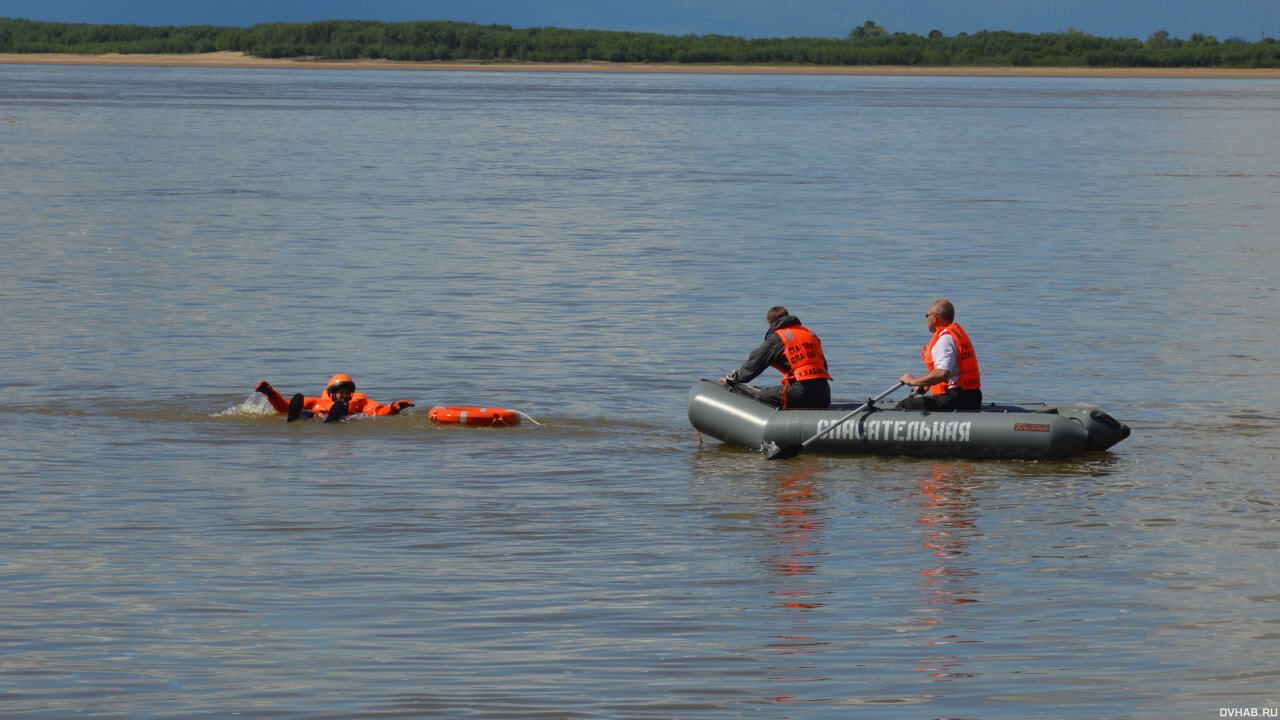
[6,0,1277,42]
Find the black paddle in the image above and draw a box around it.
[763,381,906,460]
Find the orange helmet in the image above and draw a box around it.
[325,373,356,397]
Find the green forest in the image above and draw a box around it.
[2,17,1278,68]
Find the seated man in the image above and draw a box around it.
[722,306,831,409]
[256,374,414,422]
[896,299,982,411]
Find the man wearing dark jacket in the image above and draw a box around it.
[722,306,832,409]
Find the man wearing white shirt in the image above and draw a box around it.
[896,299,983,411]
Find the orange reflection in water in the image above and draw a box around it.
[764,466,834,703]
[770,468,826,579]
[913,463,983,680]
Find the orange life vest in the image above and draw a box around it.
[307,373,401,416]
[771,324,833,385]
[259,382,401,417]
[303,392,397,417]
[923,322,981,395]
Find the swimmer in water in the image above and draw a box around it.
[255,374,414,422]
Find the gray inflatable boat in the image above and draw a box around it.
[688,379,1130,460]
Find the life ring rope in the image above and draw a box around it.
[513,410,542,426]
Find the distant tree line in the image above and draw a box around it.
[2,17,1278,68]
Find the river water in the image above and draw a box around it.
[1,63,1277,719]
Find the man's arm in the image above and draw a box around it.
[725,335,782,384]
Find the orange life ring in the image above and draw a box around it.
[427,406,521,427]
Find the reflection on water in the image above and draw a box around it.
[912,463,983,681]
[763,467,832,703]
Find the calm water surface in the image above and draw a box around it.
[1,64,1277,719]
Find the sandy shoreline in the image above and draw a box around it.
[4,51,1280,78]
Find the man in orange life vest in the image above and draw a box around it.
[721,306,832,409]
[896,299,983,411]
[255,374,414,422]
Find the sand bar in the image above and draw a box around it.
[3,51,1280,78]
